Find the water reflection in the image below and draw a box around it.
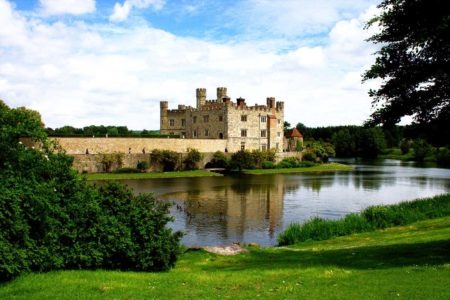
[117,160,450,246]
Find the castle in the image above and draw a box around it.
[160,87,285,152]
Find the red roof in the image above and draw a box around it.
[285,128,303,138]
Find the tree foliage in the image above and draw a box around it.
[0,101,182,282]
[364,0,450,127]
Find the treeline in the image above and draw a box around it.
[295,123,449,148]
[291,123,450,165]
[46,125,161,137]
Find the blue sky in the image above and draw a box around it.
[1,0,382,129]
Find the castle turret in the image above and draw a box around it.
[276,101,284,111]
[266,97,275,109]
[196,88,206,108]
[217,87,227,101]
[160,101,168,131]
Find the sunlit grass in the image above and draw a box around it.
[244,162,352,175]
[1,216,449,299]
[84,170,222,180]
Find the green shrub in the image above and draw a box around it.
[150,149,180,171]
[302,151,317,162]
[207,151,229,168]
[277,194,450,246]
[136,161,149,172]
[412,139,432,161]
[251,149,276,168]
[262,161,276,169]
[183,149,203,170]
[228,150,255,171]
[399,139,411,155]
[0,101,183,282]
[436,147,450,167]
[114,167,140,173]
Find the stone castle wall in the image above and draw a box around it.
[52,137,228,155]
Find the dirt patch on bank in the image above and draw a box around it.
[203,244,249,256]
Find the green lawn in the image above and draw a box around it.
[84,170,222,180]
[244,162,352,175]
[2,217,449,299]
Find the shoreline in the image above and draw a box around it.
[83,163,352,180]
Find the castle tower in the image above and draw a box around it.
[196,88,206,108]
[217,87,227,101]
[266,97,275,109]
[160,101,168,131]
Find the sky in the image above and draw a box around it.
[0,0,382,130]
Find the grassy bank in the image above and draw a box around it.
[244,162,352,175]
[278,193,450,245]
[1,216,449,299]
[84,170,222,180]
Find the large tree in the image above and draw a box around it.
[363,0,450,127]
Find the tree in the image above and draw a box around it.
[0,101,182,281]
[364,0,450,127]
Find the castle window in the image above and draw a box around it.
[219,132,224,139]
[241,115,247,122]
[193,116,197,123]
[277,132,281,137]
[169,119,175,127]
[181,119,186,126]
[241,142,245,150]
[261,116,267,123]
[219,115,223,122]
[261,129,267,137]
[277,119,281,124]
[241,129,247,137]
[193,130,197,137]
[203,115,209,123]
[261,144,267,151]
[204,129,209,137]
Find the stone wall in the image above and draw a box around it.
[72,152,220,173]
[52,137,228,155]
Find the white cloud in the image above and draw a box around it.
[39,0,95,16]
[109,0,165,22]
[0,0,381,129]
[228,0,378,38]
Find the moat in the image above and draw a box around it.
[116,159,450,246]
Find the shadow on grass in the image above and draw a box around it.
[202,239,450,271]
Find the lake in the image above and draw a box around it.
[119,159,450,246]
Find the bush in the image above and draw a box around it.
[207,151,229,168]
[302,151,317,162]
[150,149,180,171]
[0,101,183,282]
[412,139,432,161]
[183,149,203,170]
[399,139,411,154]
[228,150,255,171]
[114,167,140,173]
[436,147,450,167]
[262,161,276,169]
[137,161,149,172]
[251,149,276,168]
[277,194,450,246]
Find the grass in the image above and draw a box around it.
[84,170,222,180]
[244,162,352,175]
[379,148,415,161]
[1,216,449,299]
[278,193,450,245]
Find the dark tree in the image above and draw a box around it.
[364,0,450,127]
